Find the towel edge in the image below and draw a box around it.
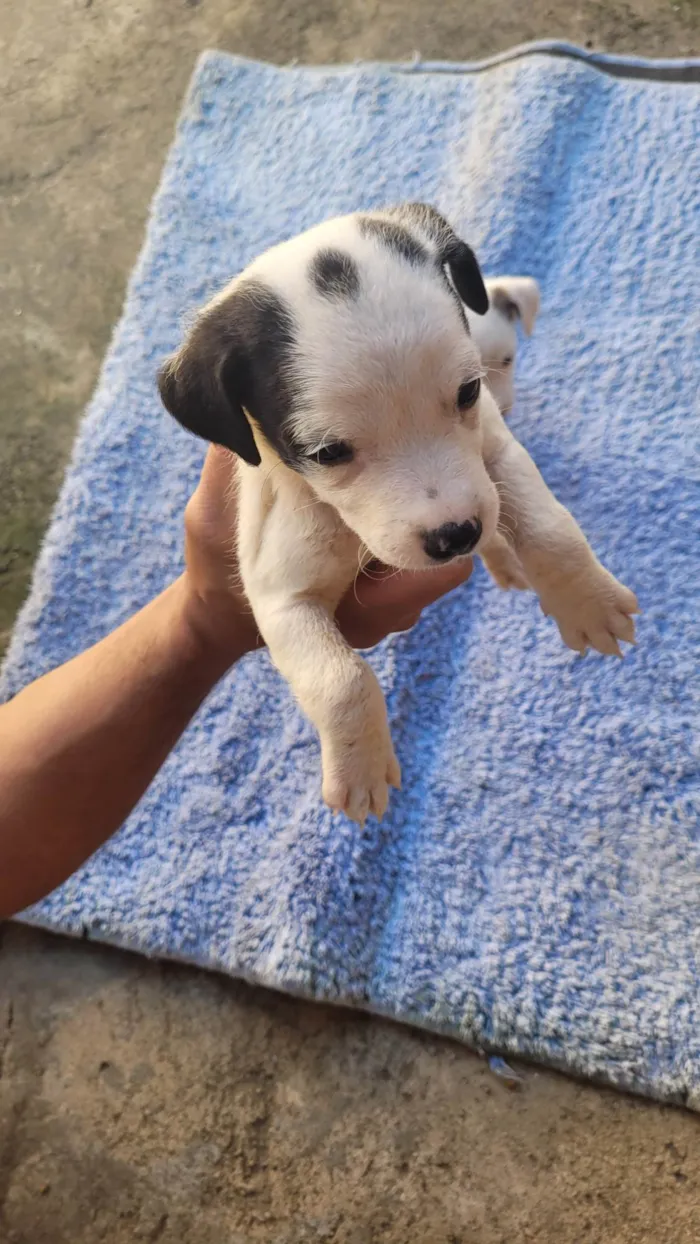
[195,39,700,84]
[13,909,698,1114]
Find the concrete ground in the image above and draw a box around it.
[1,2,699,1241]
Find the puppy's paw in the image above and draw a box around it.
[322,728,401,826]
[481,535,529,591]
[539,562,639,657]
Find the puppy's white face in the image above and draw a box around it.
[159,206,501,569]
[258,217,499,568]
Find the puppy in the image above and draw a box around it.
[469,276,539,587]
[159,204,638,825]
[470,277,540,414]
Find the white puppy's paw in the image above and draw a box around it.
[322,727,401,826]
[539,562,639,657]
[481,534,530,591]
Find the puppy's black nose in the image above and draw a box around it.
[422,519,483,562]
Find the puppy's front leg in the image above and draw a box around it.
[480,392,638,655]
[480,531,529,590]
[237,467,400,825]
[254,594,400,824]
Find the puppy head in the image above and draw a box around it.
[470,277,540,414]
[159,204,500,570]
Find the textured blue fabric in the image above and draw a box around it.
[3,48,699,1106]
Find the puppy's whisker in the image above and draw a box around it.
[492,483,518,502]
[493,489,517,512]
[494,505,517,524]
[353,542,375,604]
[494,502,517,527]
[374,564,404,583]
[292,497,326,514]
[492,477,518,498]
[496,519,516,541]
[492,484,519,518]
[496,518,517,537]
[495,500,517,520]
[495,490,518,508]
[493,483,517,501]
[262,458,284,498]
[361,554,375,578]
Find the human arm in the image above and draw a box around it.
[0,448,472,918]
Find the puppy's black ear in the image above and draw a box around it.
[158,310,261,466]
[158,356,261,464]
[440,237,489,316]
[387,203,489,315]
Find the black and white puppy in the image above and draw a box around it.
[159,204,637,825]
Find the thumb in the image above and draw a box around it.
[186,446,239,534]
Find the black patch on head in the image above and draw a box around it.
[310,248,360,300]
[158,280,305,468]
[358,215,428,266]
[383,202,489,317]
[389,202,453,241]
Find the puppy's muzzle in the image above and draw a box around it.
[422,519,483,562]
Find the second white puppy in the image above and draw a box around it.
[471,276,540,414]
[469,276,539,587]
[159,204,637,825]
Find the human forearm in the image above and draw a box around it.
[0,575,245,918]
[0,440,474,921]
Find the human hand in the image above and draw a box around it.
[334,558,473,649]
[183,446,473,659]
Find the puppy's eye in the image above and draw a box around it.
[310,440,354,467]
[503,356,514,367]
[457,378,481,410]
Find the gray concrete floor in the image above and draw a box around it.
[1,3,699,1242]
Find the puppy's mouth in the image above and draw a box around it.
[361,523,484,577]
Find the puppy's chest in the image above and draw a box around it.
[286,508,363,600]
[239,467,361,602]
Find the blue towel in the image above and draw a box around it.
[3,45,699,1107]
